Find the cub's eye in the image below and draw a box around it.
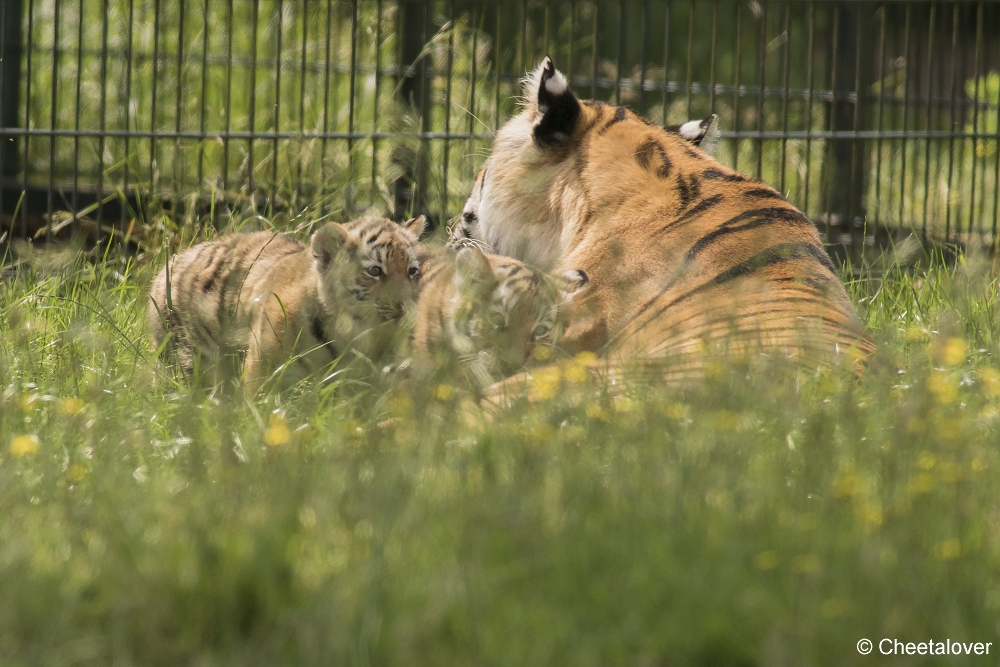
[408,266,420,279]
[367,266,384,278]
[532,324,551,339]
[462,211,476,223]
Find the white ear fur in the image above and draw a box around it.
[311,223,349,271]
[678,120,705,141]
[559,269,589,299]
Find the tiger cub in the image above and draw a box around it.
[409,244,588,386]
[148,216,425,390]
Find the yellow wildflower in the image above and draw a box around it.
[529,366,562,401]
[17,394,38,412]
[939,337,967,366]
[67,464,87,483]
[927,372,958,404]
[791,554,820,575]
[933,539,961,561]
[917,451,936,470]
[264,413,291,447]
[980,368,1000,398]
[9,434,40,458]
[531,345,553,361]
[56,397,86,416]
[435,384,455,401]
[754,551,778,571]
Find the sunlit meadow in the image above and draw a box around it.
[2,229,1000,666]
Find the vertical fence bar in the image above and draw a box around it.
[198,0,209,214]
[661,0,671,125]
[441,0,455,223]
[707,0,717,114]
[754,0,766,180]
[395,0,430,220]
[638,0,648,114]
[778,2,790,196]
[731,1,740,171]
[873,5,886,229]
[943,3,958,242]
[296,0,308,200]
[20,0,32,238]
[248,0,260,204]
[968,2,983,237]
[0,0,24,227]
[821,5,838,241]
[123,0,135,230]
[77,0,89,232]
[591,2,598,100]
[684,0,693,118]
[920,3,935,241]
[95,0,108,228]
[371,0,382,209]
[149,0,160,205]
[803,1,814,216]
[222,0,234,204]
[614,0,624,106]
[173,0,185,207]
[272,0,284,211]
[898,4,910,232]
[344,0,358,215]
[46,0,60,239]
[319,0,331,212]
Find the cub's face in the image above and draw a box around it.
[450,246,588,378]
[311,216,426,323]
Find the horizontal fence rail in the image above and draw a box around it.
[1,0,999,255]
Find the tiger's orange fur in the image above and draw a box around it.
[454,58,873,379]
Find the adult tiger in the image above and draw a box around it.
[453,58,873,378]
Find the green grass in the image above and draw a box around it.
[3,229,1000,666]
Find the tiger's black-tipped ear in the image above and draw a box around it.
[667,114,720,151]
[311,222,349,272]
[531,57,581,146]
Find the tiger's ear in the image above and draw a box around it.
[529,57,581,147]
[311,222,349,272]
[557,269,589,301]
[668,114,720,153]
[455,246,496,295]
[399,214,427,239]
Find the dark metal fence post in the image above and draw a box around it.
[827,2,876,250]
[393,0,431,226]
[1,0,24,216]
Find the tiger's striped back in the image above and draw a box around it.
[455,58,873,376]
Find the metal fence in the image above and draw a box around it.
[1,0,999,254]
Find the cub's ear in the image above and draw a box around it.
[558,268,589,300]
[399,214,427,239]
[455,246,495,294]
[311,222,349,271]
[529,57,581,146]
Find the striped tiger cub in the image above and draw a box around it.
[409,244,588,386]
[148,216,425,390]
[453,58,873,379]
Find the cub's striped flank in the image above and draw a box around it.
[148,216,425,389]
